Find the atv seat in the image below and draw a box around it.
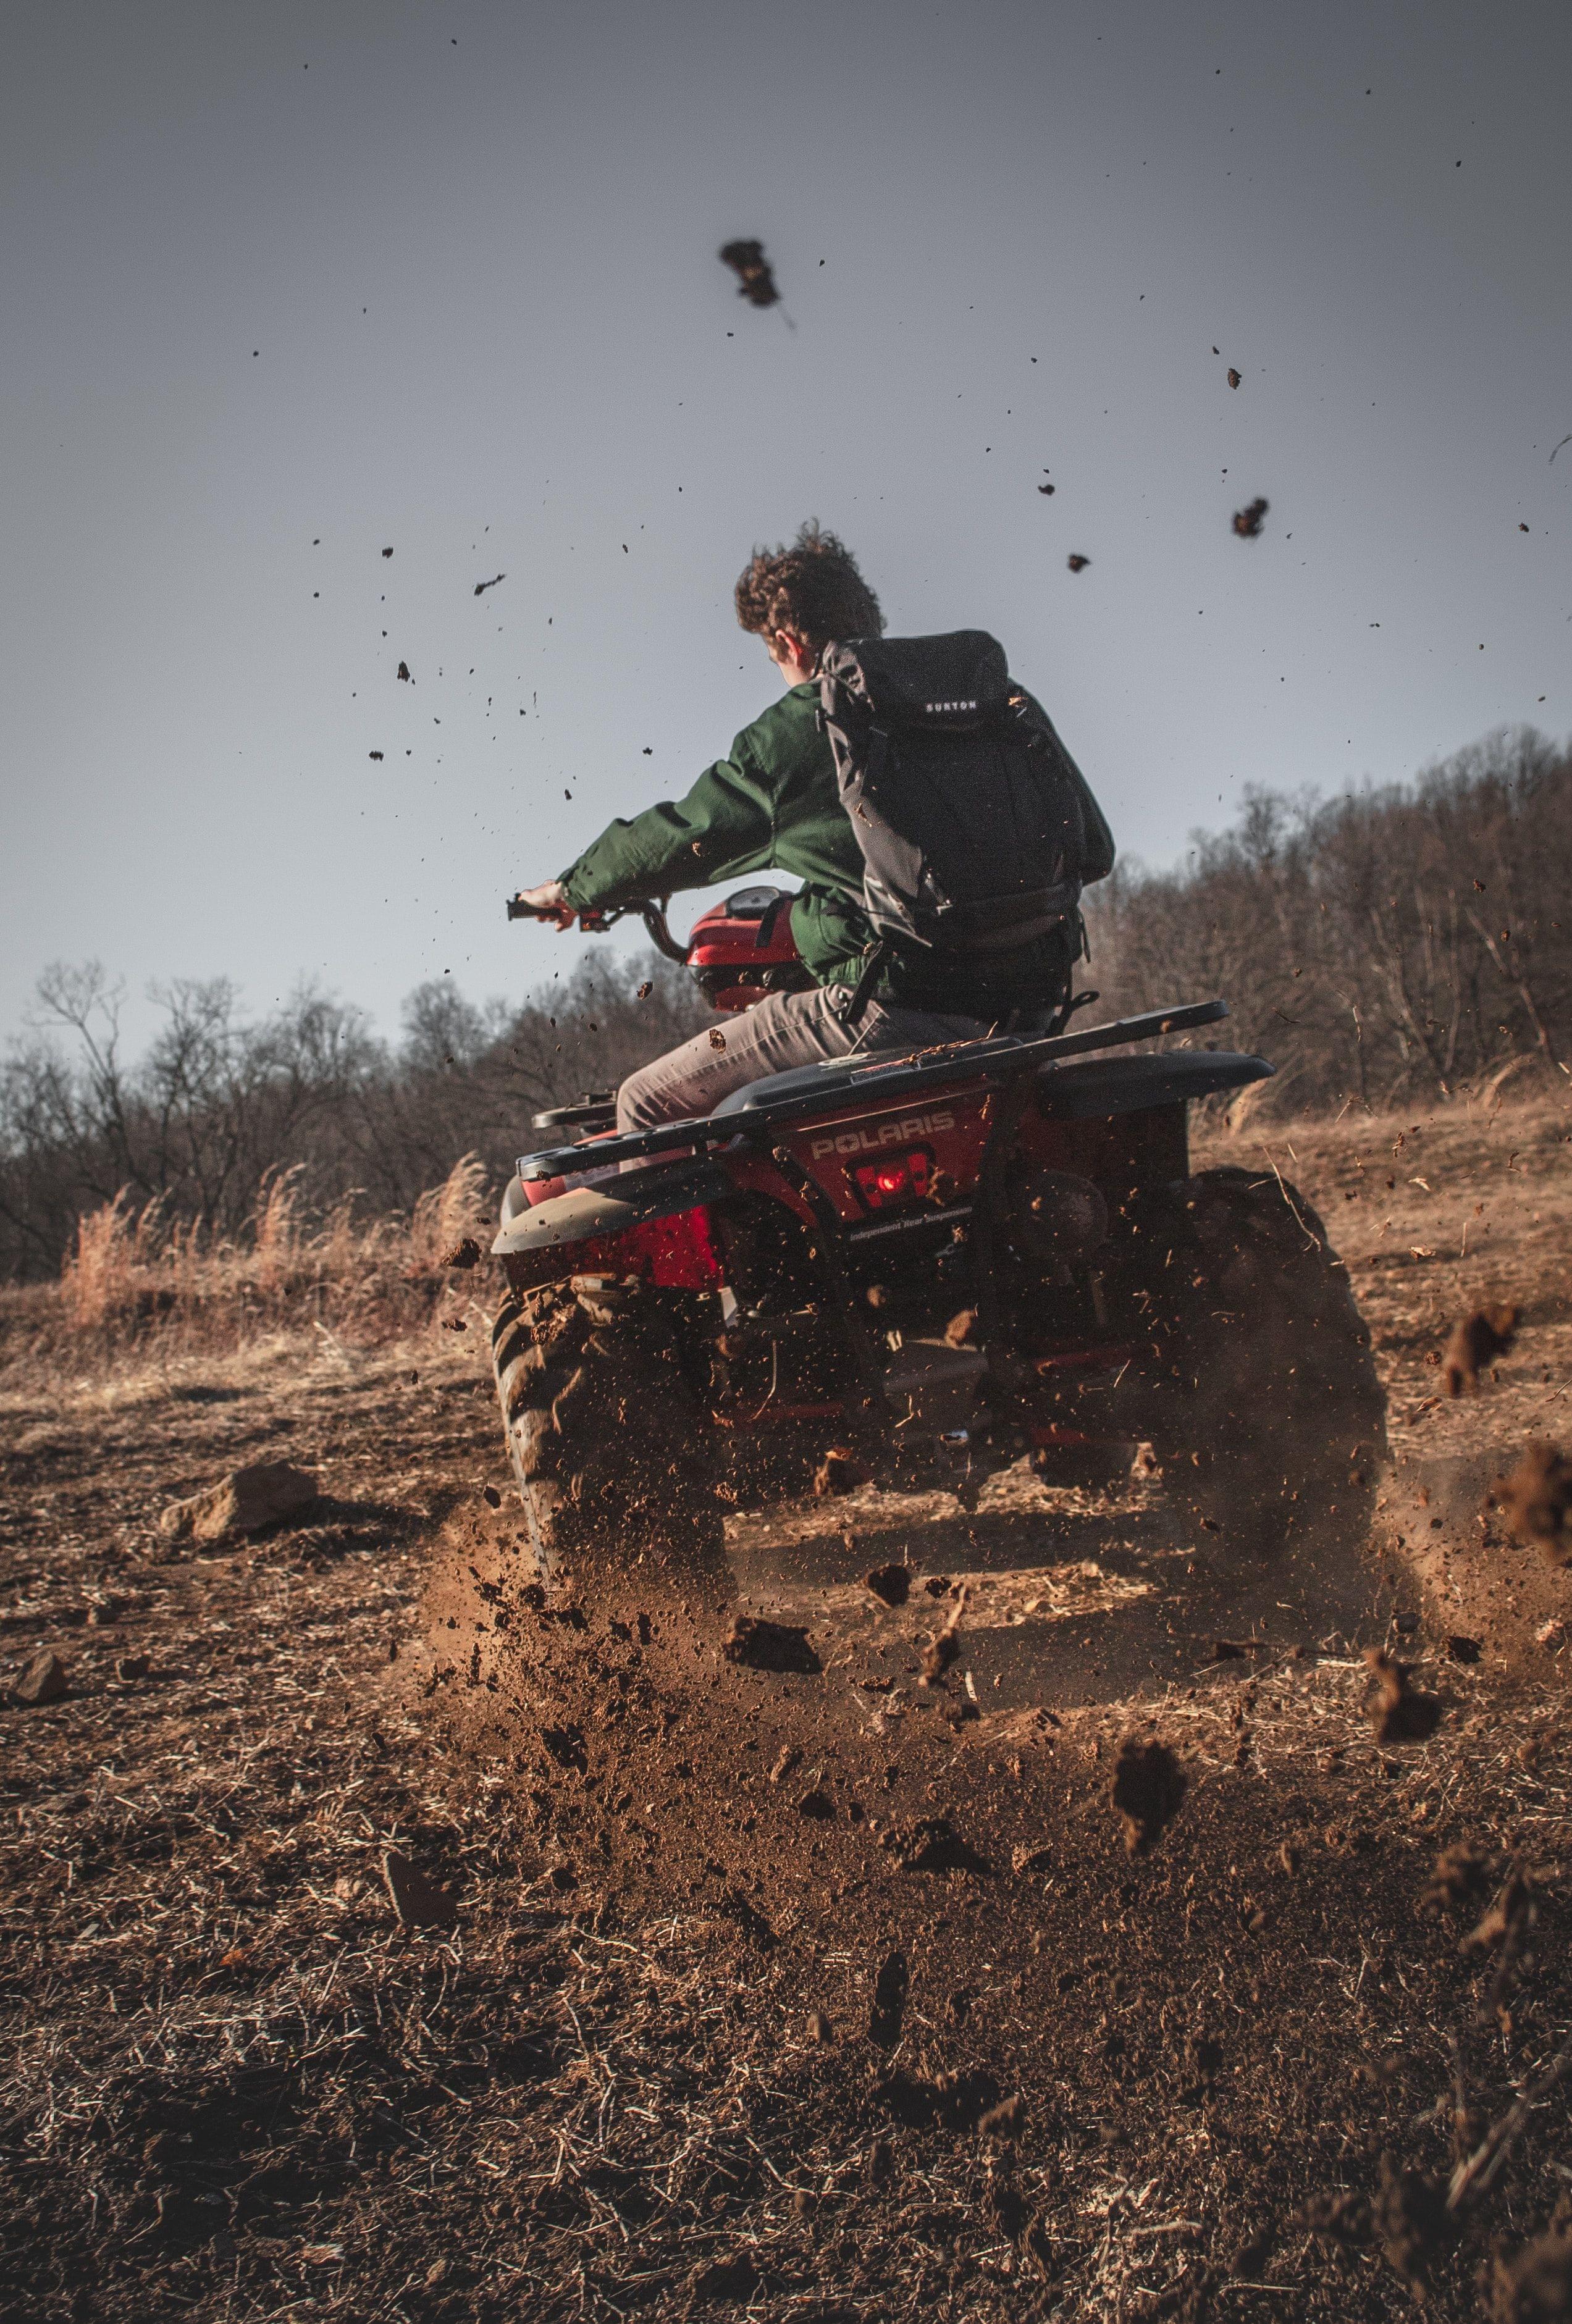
[710,1036,1023,1119]
[710,1039,1275,1126]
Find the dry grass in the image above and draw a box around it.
[1200,1080,1572,1461]
[4,1157,497,1387]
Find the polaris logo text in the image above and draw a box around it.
[924,700,977,714]
[809,1110,955,1160]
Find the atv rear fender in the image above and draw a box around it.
[492,1158,728,1294]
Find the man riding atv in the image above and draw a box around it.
[473,524,1384,1652]
[511,522,1117,1129]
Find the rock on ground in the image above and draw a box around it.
[159,1462,319,1543]
[14,1650,68,1706]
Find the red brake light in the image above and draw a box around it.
[853,1148,933,1210]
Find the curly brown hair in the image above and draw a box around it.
[733,521,884,657]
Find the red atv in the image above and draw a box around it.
[485,887,1384,1616]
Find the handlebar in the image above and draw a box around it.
[505,894,689,966]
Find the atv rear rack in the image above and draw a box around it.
[515,997,1232,1181]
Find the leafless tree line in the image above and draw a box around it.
[0,951,706,1283]
[4,724,1566,1284]
[1086,725,1572,1112]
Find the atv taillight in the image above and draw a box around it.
[852,1148,933,1210]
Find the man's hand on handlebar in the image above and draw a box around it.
[510,879,576,929]
[507,887,684,959]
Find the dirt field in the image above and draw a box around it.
[3,1087,1570,2322]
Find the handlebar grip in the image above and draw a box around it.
[507,895,581,923]
[506,895,612,931]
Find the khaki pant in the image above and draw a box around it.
[615,984,994,1133]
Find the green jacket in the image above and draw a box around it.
[560,683,870,988]
[559,680,1115,1016]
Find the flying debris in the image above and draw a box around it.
[1226,368,1242,389]
[1231,497,1269,539]
[397,662,411,681]
[1067,553,1091,573]
[719,239,781,308]
[1037,473,1056,495]
[382,546,394,558]
[474,574,506,597]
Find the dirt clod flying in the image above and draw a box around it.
[979,2093,1025,2140]
[917,1583,968,1685]
[439,1237,483,1270]
[1111,1734,1187,1854]
[813,1444,870,1496]
[722,1615,821,1674]
[718,238,781,308]
[1365,1648,1442,1743]
[1444,1304,1519,1395]
[1231,496,1269,539]
[1419,1841,1495,1915]
[1495,1442,1572,1565]
[1461,1865,1532,1957]
[1489,2228,1572,2323]
[864,1562,910,1607]
[1372,2151,1453,2296]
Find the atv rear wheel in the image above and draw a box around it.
[492,1275,733,1607]
[1135,1166,1387,1621]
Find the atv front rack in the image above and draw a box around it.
[515,997,1232,1181]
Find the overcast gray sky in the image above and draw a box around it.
[3,0,1568,1051]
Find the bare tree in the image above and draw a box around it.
[1087,726,1571,1109]
[0,948,705,1282]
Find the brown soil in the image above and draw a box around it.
[3,1090,1571,2321]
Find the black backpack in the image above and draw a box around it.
[818,631,1096,972]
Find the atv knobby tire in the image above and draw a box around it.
[492,1274,732,1606]
[1135,1167,1387,1613]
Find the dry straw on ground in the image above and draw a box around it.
[20,1156,496,1374]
